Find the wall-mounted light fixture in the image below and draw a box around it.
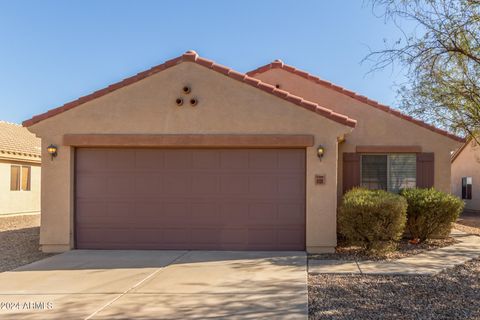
[317,145,325,160]
[47,144,58,160]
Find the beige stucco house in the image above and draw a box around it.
[23,51,463,253]
[0,121,41,215]
[452,138,480,212]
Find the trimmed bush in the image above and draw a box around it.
[400,188,464,241]
[338,188,407,252]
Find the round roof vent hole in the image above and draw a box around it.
[190,98,198,106]
[183,86,191,94]
[176,98,183,106]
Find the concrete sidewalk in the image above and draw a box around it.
[309,230,480,275]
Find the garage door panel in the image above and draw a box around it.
[190,203,220,224]
[163,228,190,245]
[278,228,305,245]
[192,150,220,169]
[76,175,108,198]
[278,151,306,171]
[162,174,190,194]
[191,228,221,245]
[220,203,249,224]
[164,150,192,169]
[75,148,306,250]
[278,176,305,195]
[220,150,249,169]
[278,204,305,222]
[107,176,135,196]
[220,175,249,194]
[220,228,248,245]
[249,203,277,223]
[248,151,278,169]
[76,149,108,172]
[106,149,136,171]
[249,228,277,245]
[249,176,278,195]
[135,149,165,170]
[191,175,219,194]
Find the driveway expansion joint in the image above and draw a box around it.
[84,250,191,320]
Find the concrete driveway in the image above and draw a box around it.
[0,250,307,319]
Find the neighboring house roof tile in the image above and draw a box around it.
[247,60,465,142]
[23,51,357,128]
[0,121,41,162]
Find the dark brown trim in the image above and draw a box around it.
[355,145,422,153]
[73,147,78,249]
[63,134,315,148]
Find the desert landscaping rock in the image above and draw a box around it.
[309,258,480,320]
[0,214,54,272]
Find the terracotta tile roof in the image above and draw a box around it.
[247,60,465,142]
[0,121,41,162]
[23,51,356,128]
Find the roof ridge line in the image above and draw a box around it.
[247,60,465,142]
[23,51,356,128]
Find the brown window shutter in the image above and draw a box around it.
[416,153,434,188]
[343,153,361,193]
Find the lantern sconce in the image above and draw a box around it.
[317,145,325,160]
[47,144,58,160]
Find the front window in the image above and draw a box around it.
[361,154,416,193]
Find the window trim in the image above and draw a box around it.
[360,153,417,192]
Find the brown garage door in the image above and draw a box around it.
[75,148,305,250]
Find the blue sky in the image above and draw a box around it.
[0,1,411,124]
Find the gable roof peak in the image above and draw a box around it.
[23,51,357,128]
[248,60,465,143]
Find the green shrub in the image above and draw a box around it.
[400,188,464,241]
[338,188,407,253]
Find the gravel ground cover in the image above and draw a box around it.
[0,214,54,272]
[309,237,457,261]
[455,211,480,235]
[454,223,480,236]
[309,258,480,320]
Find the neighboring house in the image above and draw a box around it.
[23,51,463,253]
[451,138,480,212]
[0,121,41,215]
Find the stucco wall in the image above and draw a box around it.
[254,69,463,199]
[452,140,480,211]
[0,160,41,215]
[27,62,352,253]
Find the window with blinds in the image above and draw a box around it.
[361,155,388,190]
[361,154,416,193]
